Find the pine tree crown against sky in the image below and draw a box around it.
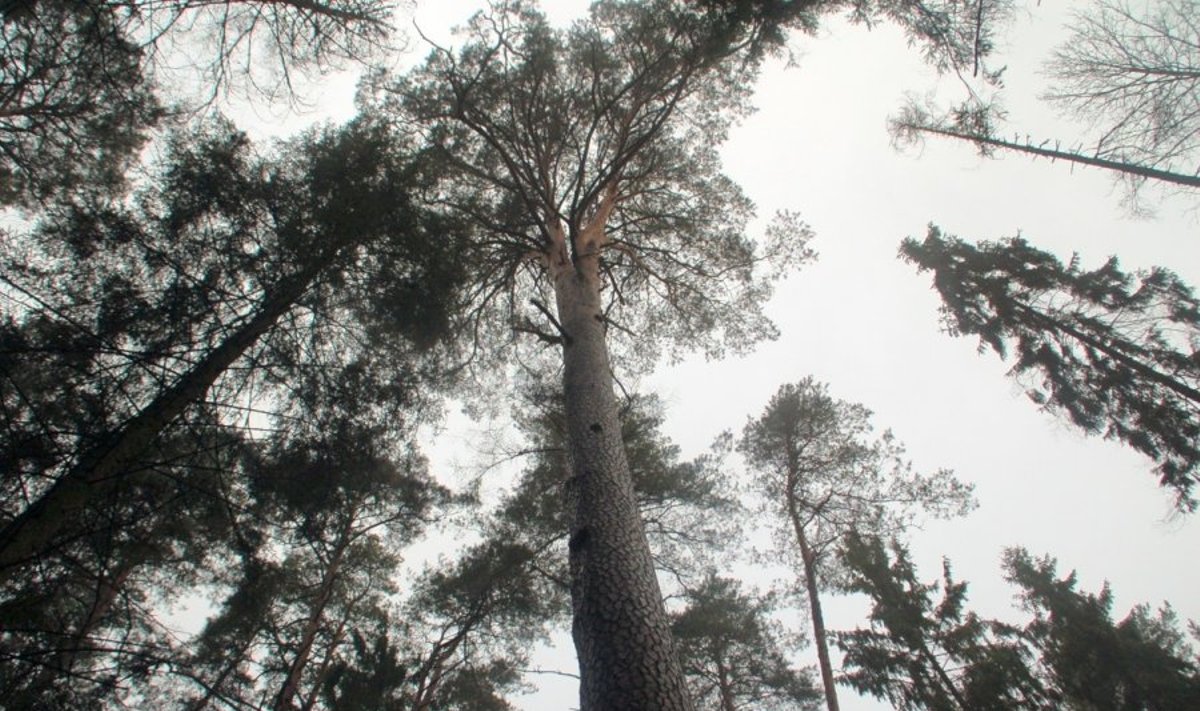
[357,0,818,389]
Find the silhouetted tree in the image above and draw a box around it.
[890,0,1200,208]
[901,228,1200,509]
[0,117,462,580]
[740,378,974,711]
[1044,0,1200,186]
[0,0,397,207]
[836,538,1200,710]
[672,574,820,710]
[835,536,1046,710]
[1005,548,1200,710]
[0,118,463,706]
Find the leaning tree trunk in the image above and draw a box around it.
[911,123,1200,189]
[273,520,351,711]
[0,254,333,579]
[548,216,693,711]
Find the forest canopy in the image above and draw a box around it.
[0,1,1196,710]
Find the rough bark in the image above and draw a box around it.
[0,255,330,578]
[785,450,840,711]
[550,214,693,710]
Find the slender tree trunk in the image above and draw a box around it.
[0,255,331,578]
[1014,303,1200,405]
[550,223,693,711]
[22,561,135,697]
[410,617,475,710]
[716,658,737,711]
[912,123,1200,189]
[273,527,349,711]
[299,614,350,711]
[785,481,839,711]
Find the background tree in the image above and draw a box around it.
[836,538,1200,710]
[497,386,741,594]
[890,0,1200,207]
[1044,0,1200,190]
[173,379,447,711]
[0,119,464,706]
[739,378,975,711]
[0,117,462,579]
[890,102,1200,193]
[0,0,397,207]
[0,2,162,206]
[835,536,1047,711]
[671,574,821,711]
[1005,548,1200,710]
[901,228,1200,509]
[281,386,743,711]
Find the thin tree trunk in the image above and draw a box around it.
[22,561,135,697]
[273,525,349,711]
[298,613,350,711]
[0,255,332,577]
[716,658,737,711]
[786,490,840,711]
[550,222,693,711]
[188,631,261,711]
[1014,303,1200,405]
[920,643,969,710]
[912,123,1200,189]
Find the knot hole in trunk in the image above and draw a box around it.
[568,526,590,552]
[589,422,603,433]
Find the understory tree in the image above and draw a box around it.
[173,372,446,711]
[836,536,1200,710]
[672,574,821,710]
[901,228,1200,509]
[739,378,975,711]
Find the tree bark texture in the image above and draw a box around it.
[551,228,694,711]
[785,467,840,711]
[0,257,328,578]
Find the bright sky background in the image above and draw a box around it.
[233,1,1200,708]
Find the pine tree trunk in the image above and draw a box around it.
[0,257,329,578]
[716,658,737,711]
[913,123,1200,189]
[786,487,839,711]
[551,235,693,711]
[273,525,349,711]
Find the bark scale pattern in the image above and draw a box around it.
[555,249,693,711]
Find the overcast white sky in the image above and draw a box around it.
[236,1,1200,708]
